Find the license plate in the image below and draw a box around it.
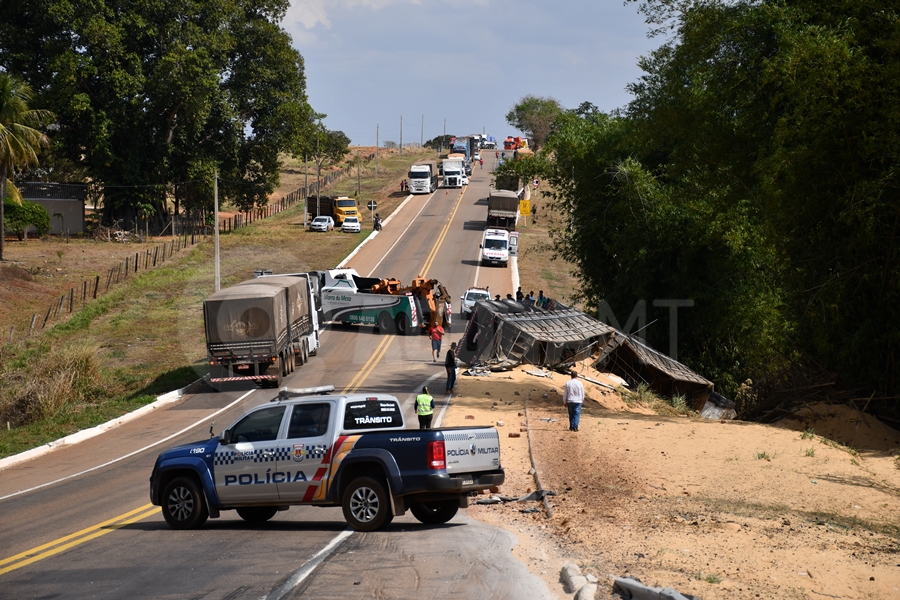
[462,476,474,486]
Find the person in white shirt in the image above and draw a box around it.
[562,370,585,431]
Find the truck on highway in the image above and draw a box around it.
[150,387,505,531]
[451,137,470,162]
[204,282,297,389]
[319,269,452,335]
[408,161,438,194]
[442,159,466,188]
[486,189,519,231]
[248,272,321,357]
[307,195,359,226]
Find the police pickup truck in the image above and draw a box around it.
[150,386,504,532]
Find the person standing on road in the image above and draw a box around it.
[563,370,585,432]
[428,323,445,362]
[479,158,484,169]
[445,342,457,393]
[416,386,435,429]
[516,287,524,302]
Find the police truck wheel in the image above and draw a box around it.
[342,477,391,532]
[410,500,459,525]
[395,313,410,336]
[378,312,394,334]
[236,507,278,524]
[161,476,209,530]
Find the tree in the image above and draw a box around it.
[425,134,454,150]
[0,0,316,226]
[0,72,52,260]
[505,95,564,151]
[4,198,50,240]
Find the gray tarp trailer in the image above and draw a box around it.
[203,284,291,388]
[238,274,318,365]
[487,190,519,231]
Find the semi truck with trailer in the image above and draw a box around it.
[442,159,466,188]
[408,161,438,194]
[204,282,298,389]
[319,269,452,335]
[486,189,519,231]
[150,387,505,531]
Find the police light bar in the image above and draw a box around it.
[276,385,335,401]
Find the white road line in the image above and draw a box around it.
[265,529,354,600]
[367,190,437,277]
[0,390,256,502]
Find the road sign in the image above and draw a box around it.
[366,201,377,210]
[533,179,540,188]
[519,200,531,216]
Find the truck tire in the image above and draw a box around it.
[395,313,410,336]
[302,340,309,364]
[271,357,283,388]
[378,312,394,334]
[410,500,459,525]
[342,476,392,532]
[161,476,209,530]
[236,507,278,524]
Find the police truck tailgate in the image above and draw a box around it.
[442,428,501,479]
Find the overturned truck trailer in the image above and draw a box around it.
[458,300,614,370]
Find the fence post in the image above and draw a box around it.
[8,326,14,344]
[94,275,100,299]
[107,268,114,290]
[82,281,87,306]
[42,305,52,328]
[56,294,65,318]
[125,257,129,277]
[30,312,38,336]
[116,262,122,284]
[68,288,74,313]
[134,252,139,272]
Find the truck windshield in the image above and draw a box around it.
[336,200,356,207]
[408,171,428,179]
[484,239,508,250]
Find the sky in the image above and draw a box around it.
[283,0,661,146]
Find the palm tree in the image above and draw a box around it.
[0,72,53,260]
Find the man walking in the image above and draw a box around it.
[563,370,585,432]
[428,323,444,362]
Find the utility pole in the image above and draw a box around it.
[304,152,308,227]
[442,118,446,154]
[214,170,220,292]
[356,150,360,197]
[316,128,321,219]
[376,123,379,176]
[421,114,424,146]
[399,116,403,157]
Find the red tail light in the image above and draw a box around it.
[427,440,446,470]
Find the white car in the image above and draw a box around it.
[460,287,491,318]
[309,216,334,232]
[473,152,481,162]
[342,216,361,233]
[462,174,469,186]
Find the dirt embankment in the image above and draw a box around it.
[442,366,900,599]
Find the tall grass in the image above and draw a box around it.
[621,383,696,417]
[0,343,106,426]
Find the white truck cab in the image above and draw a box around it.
[480,228,510,267]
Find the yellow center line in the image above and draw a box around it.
[420,186,466,279]
[341,334,394,394]
[0,505,160,576]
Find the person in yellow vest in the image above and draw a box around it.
[415,386,435,429]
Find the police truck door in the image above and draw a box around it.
[213,405,286,503]
[275,402,334,501]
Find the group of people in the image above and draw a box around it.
[400,179,408,192]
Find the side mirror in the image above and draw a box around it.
[479,244,483,249]
[218,429,232,445]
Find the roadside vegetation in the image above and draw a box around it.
[497,0,900,427]
[0,149,427,458]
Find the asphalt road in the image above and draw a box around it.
[0,163,553,599]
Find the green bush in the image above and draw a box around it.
[4,199,51,239]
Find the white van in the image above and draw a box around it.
[480,228,510,267]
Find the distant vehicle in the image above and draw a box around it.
[460,287,491,318]
[408,162,438,194]
[309,216,335,232]
[480,228,510,267]
[487,190,519,231]
[442,159,465,188]
[342,216,361,233]
[473,152,481,162]
[308,196,359,226]
[461,174,469,186]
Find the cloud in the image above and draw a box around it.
[287,0,424,29]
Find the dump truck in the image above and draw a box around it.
[204,283,294,389]
[319,269,452,335]
[487,189,519,231]
[307,195,359,226]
